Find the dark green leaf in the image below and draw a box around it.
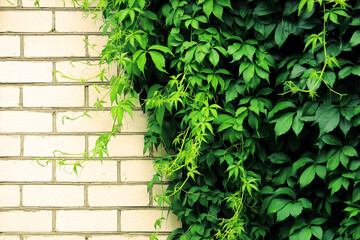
[274,112,295,137]
[321,134,341,146]
[350,30,360,47]
[299,165,316,188]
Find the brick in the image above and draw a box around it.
[0,111,52,133]
[0,160,52,182]
[24,36,86,57]
[56,210,117,232]
[0,87,19,107]
[24,136,85,157]
[0,61,52,83]
[57,111,113,133]
[22,0,73,7]
[0,11,52,32]
[56,160,117,182]
[23,86,84,107]
[0,186,20,207]
[0,237,20,240]
[25,237,84,240]
[88,185,149,207]
[88,35,107,57]
[0,0,17,6]
[121,160,155,182]
[0,136,20,156]
[56,11,103,32]
[23,185,84,207]
[0,36,20,57]
[88,135,148,157]
[121,111,147,133]
[121,210,181,232]
[55,61,116,83]
[0,211,52,232]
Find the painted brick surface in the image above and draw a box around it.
[0,36,20,57]
[88,185,149,206]
[23,185,84,206]
[0,186,20,207]
[56,210,118,232]
[0,11,52,32]
[0,211,52,232]
[0,87,20,107]
[24,36,86,57]
[0,3,180,239]
[0,62,52,83]
[23,86,85,107]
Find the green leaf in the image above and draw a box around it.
[268,101,296,119]
[275,23,290,48]
[293,157,314,172]
[209,49,220,67]
[342,145,358,157]
[243,63,255,84]
[315,105,340,135]
[203,0,214,18]
[315,165,326,180]
[292,115,304,137]
[136,52,147,73]
[213,2,224,20]
[327,150,341,171]
[268,198,291,214]
[274,112,295,137]
[321,134,341,146]
[268,152,290,164]
[216,0,231,8]
[338,66,353,79]
[299,165,316,188]
[353,187,360,202]
[225,84,238,102]
[299,227,312,240]
[148,45,174,56]
[149,51,166,72]
[350,31,360,47]
[276,203,292,222]
[311,226,323,240]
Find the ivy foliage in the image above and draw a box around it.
[46,0,360,239]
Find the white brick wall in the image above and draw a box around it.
[0,2,179,239]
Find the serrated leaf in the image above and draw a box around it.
[243,63,255,84]
[293,157,314,172]
[203,0,214,18]
[268,152,290,164]
[292,115,304,137]
[148,45,174,56]
[321,134,341,146]
[315,105,340,135]
[276,203,292,222]
[268,198,291,214]
[136,52,147,73]
[299,227,312,240]
[342,145,358,157]
[311,226,323,240]
[316,165,326,180]
[209,49,220,67]
[274,112,295,137]
[350,30,360,47]
[275,23,290,48]
[268,101,296,119]
[299,165,316,188]
[353,187,360,202]
[149,51,166,72]
[327,150,341,171]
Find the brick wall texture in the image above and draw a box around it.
[0,0,180,239]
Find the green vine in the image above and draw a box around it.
[35,0,360,239]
